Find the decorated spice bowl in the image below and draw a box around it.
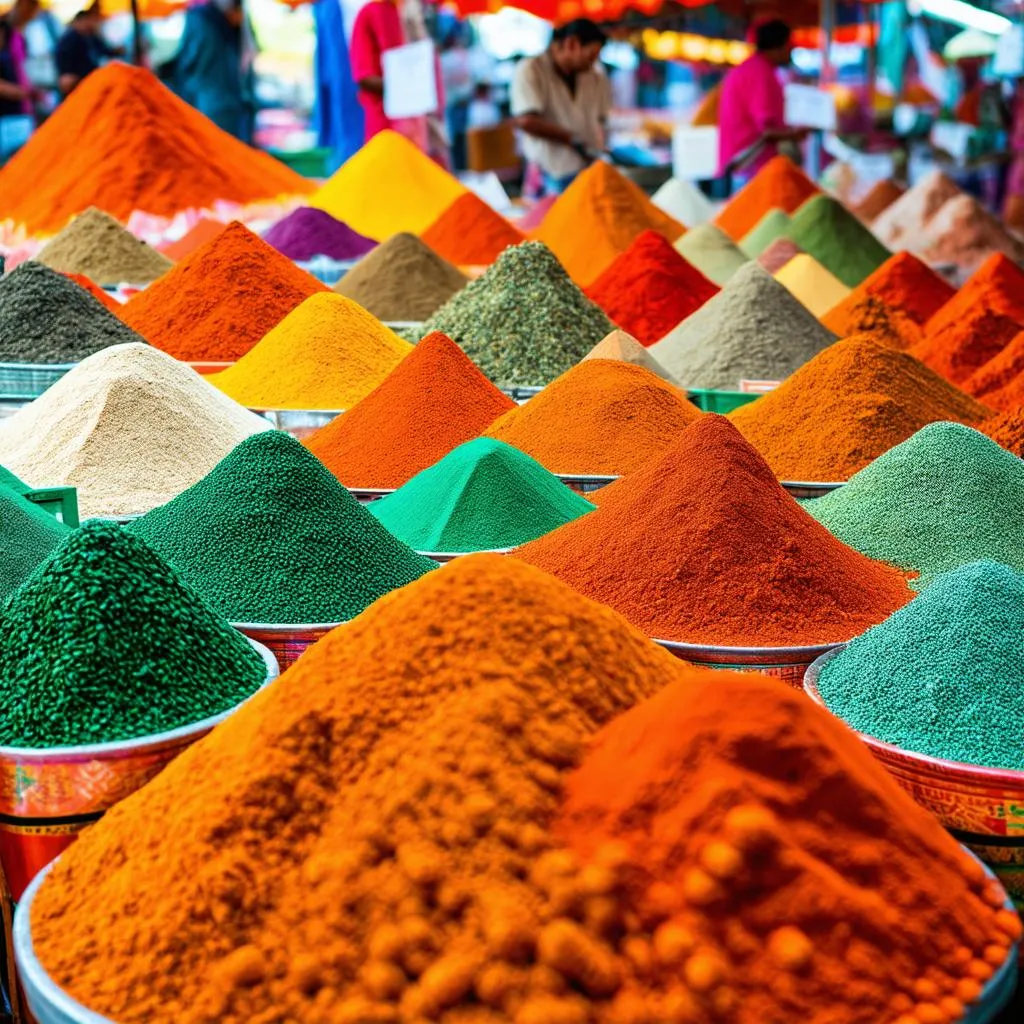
[232,621,343,672]
[805,646,1024,907]
[654,638,843,688]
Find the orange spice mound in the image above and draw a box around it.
[63,272,121,314]
[305,331,515,488]
[120,222,327,362]
[158,218,226,261]
[963,331,1024,400]
[531,162,684,286]
[419,193,524,266]
[0,64,311,235]
[483,359,702,476]
[515,414,911,646]
[910,308,1022,386]
[844,251,955,327]
[714,156,819,241]
[554,671,1013,1024]
[821,293,922,351]
[853,178,905,222]
[727,336,993,481]
[978,371,1024,413]
[983,406,1024,456]
[926,253,1024,337]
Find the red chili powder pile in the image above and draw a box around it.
[727,336,993,481]
[64,272,121,314]
[963,331,1024,402]
[158,218,226,261]
[583,230,719,346]
[305,331,515,488]
[972,364,1024,412]
[984,407,1024,457]
[419,192,524,266]
[714,156,819,241]
[531,161,685,286]
[516,414,911,646]
[120,222,327,362]
[926,252,1024,337]
[821,293,922,351]
[0,64,311,235]
[909,307,1022,386]
[483,359,702,476]
[843,250,955,327]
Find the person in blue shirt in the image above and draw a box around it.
[55,3,122,96]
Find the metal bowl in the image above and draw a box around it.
[781,481,844,499]
[0,638,277,900]
[806,646,1024,906]
[346,487,395,504]
[554,474,619,496]
[416,548,514,564]
[251,408,341,440]
[232,621,342,672]
[654,637,842,688]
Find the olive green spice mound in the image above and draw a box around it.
[817,560,1024,769]
[0,520,266,748]
[417,241,614,388]
[128,430,435,622]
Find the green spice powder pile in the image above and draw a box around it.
[804,422,1024,589]
[369,438,595,552]
[0,485,71,600]
[416,241,614,388]
[0,521,266,748]
[818,560,1024,769]
[128,430,435,623]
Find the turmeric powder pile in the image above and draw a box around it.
[31,556,1014,1023]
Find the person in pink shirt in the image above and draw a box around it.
[2,0,40,117]
[718,20,804,185]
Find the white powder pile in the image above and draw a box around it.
[0,343,271,516]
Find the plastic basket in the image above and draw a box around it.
[781,481,844,499]
[0,363,75,401]
[0,639,277,901]
[686,388,760,414]
[554,474,619,496]
[232,621,342,672]
[654,638,842,688]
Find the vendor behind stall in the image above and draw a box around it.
[511,18,610,196]
[55,3,122,96]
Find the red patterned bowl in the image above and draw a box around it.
[654,638,842,688]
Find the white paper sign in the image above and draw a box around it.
[995,24,1024,77]
[784,84,838,131]
[383,39,438,119]
[671,126,719,181]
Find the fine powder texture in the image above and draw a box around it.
[582,329,678,384]
[651,175,715,225]
[210,293,411,411]
[673,223,748,287]
[843,251,955,327]
[0,486,71,601]
[984,407,1024,456]
[921,193,1024,273]
[738,208,791,258]
[821,293,922,351]
[803,423,1024,589]
[305,332,515,488]
[773,254,850,318]
[516,415,910,646]
[65,272,123,313]
[817,560,1024,769]
[417,241,615,388]
[650,262,836,389]
[35,207,173,285]
[484,359,702,476]
[715,156,819,240]
[531,161,684,285]
[0,261,144,363]
[583,230,719,346]
[121,222,327,362]
[926,252,1024,337]
[158,218,225,262]
[0,521,265,748]
[334,232,469,322]
[854,178,905,222]
[419,192,525,266]
[909,308,1022,386]
[368,437,595,552]
[728,337,992,482]
[262,206,377,262]
[128,431,435,623]
[0,344,270,517]
[757,237,803,275]
[871,170,962,250]
[0,64,311,234]
[966,335,1024,409]
[784,195,891,288]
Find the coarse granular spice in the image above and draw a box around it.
[305,332,515,488]
[961,329,1024,400]
[649,262,836,389]
[417,241,615,388]
[419,192,525,266]
[35,207,173,285]
[784,195,891,288]
[555,669,1014,1024]
[516,414,911,646]
[715,155,819,240]
[756,237,803,275]
[262,207,377,262]
[532,161,684,286]
[853,178,905,222]
[582,329,678,384]
[121,222,327,362]
[0,520,266,748]
[158,218,225,261]
[872,170,962,251]
[334,232,469,322]
[738,208,791,258]
[128,431,434,623]
[842,251,955,327]
[30,553,681,1022]
[0,261,143,363]
[0,343,270,517]
[727,336,992,482]
[65,272,123,313]
[0,485,70,601]
[210,293,411,411]
[651,175,715,225]
[979,370,1024,413]
[368,437,595,552]
[0,64,311,235]
[909,308,1022,386]
[926,252,1024,337]
[921,193,1024,274]
[583,230,718,346]
[983,406,1024,456]
[672,223,748,287]
[803,423,1024,590]
[773,254,850,318]
[484,359,702,476]
[821,293,922,351]
[817,560,1024,769]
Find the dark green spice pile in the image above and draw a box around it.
[0,521,266,748]
[416,241,614,388]
[0,261,145,363]
[817,560,1024,769]
[128,430,435,622]
[0,484,71,600]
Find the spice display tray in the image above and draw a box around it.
[654,637,842,688]
[232,621,342,672]
[22,487,79,527]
